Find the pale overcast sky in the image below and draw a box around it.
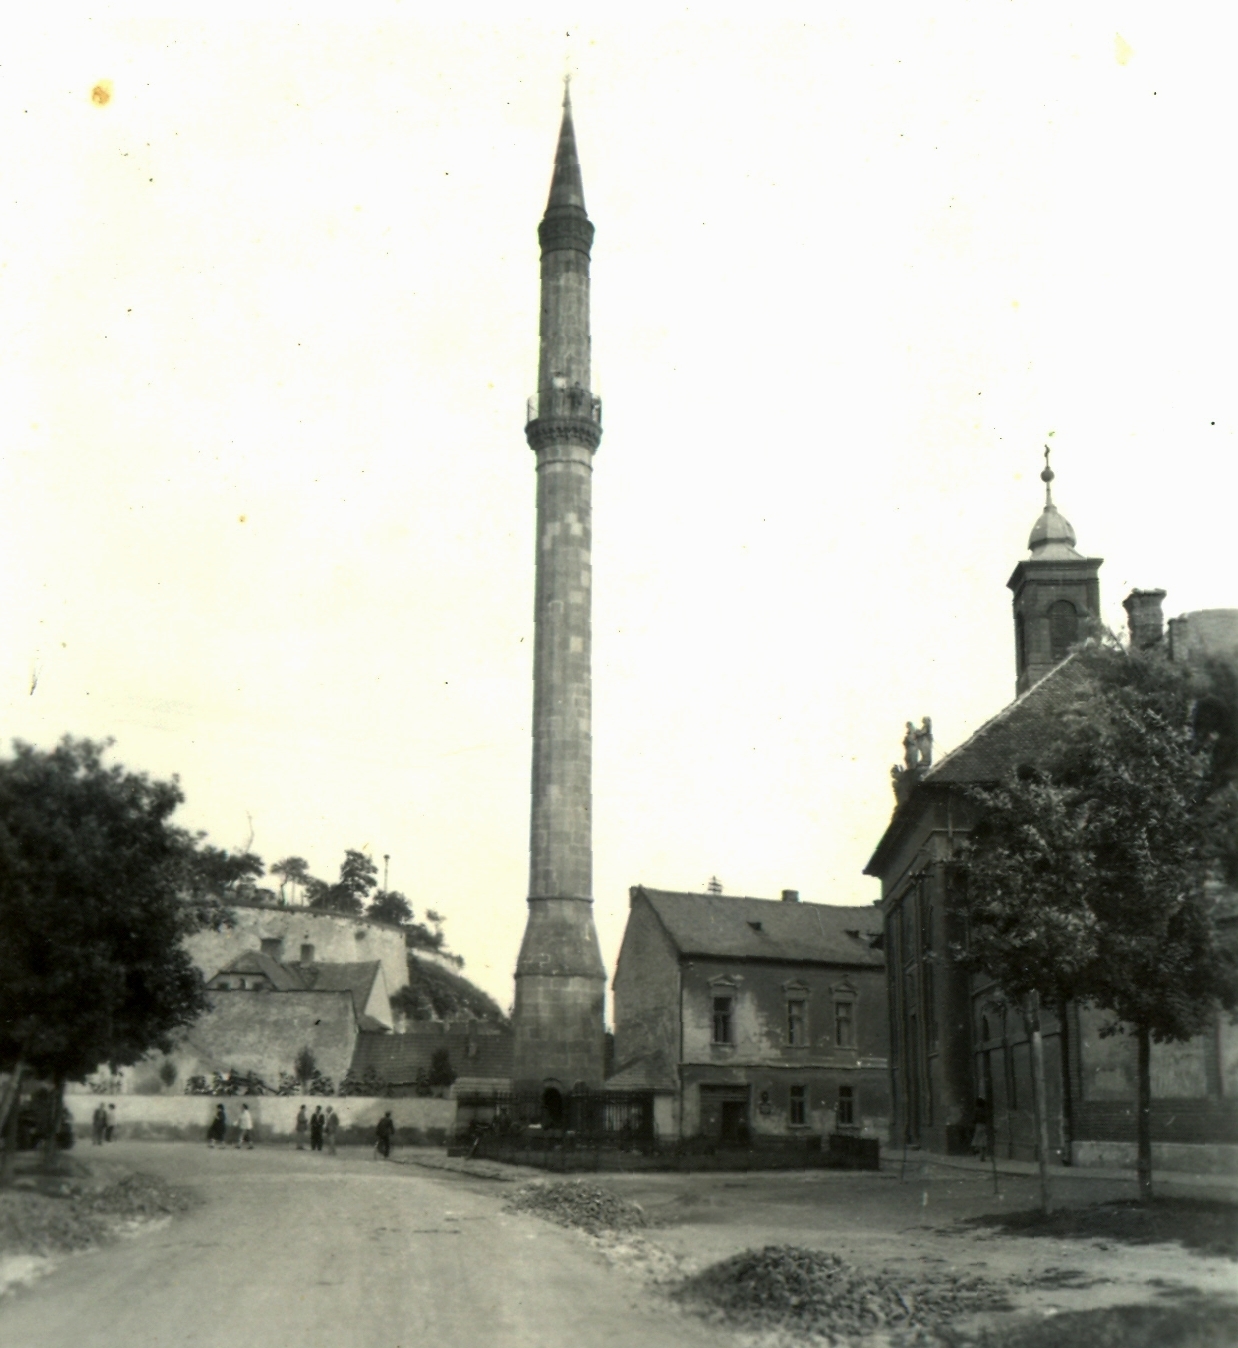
[1,8,1233,1010]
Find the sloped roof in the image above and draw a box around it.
[300,961,382,1011]
[212,951,306,991]
[350,1024,514,1083]
[632,888,883,966]
[605,1056,676,1091]
[924,655,1090,787]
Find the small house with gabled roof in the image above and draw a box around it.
[612,886,890,1142]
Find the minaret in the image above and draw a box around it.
[1007,448,1103,695]
[512,84,607,1096]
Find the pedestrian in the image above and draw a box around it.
[295,1103,308,1150]
[91,1103,107,1147]
[237,1103,255,1150]
[374,1110,394,1161]
[310,1105,324,1153]
[207,1103,227,1149]
[324,1106,339,1156]
[105,1103,117,1142]
[971,1097,991,1162]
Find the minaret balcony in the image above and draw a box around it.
[525,389,603,454]
[526,388,602,427]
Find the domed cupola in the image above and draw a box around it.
[1007,447,1103,696]
[1027,455,1082,559]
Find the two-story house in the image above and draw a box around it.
[611,886,889,1142]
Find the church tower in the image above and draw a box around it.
[512,85,607,1096]
[1007,450,1103,695]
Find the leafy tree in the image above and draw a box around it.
[306,849,377,915]
[390,955,508,1025]
[293,1046,317,1089]
[961,640,1238,1199]
[337,850,378,906]
[367,889,413,926]
[270,856,310,906]
[158,1058,178,1091]
[0,738,220,1169]
[427,1047,456,1089]
[190,846,265,899]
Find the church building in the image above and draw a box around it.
[865,458,1238,1173]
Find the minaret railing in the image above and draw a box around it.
[526,388,602,428]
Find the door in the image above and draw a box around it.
[720,1100,747,1144]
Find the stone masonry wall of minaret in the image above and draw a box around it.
[512,92,607,1090]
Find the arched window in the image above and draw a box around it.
[1049,600,1079,661]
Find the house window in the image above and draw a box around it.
[838,1084,855,1126]
[834,999,855,1048]
[787,998,807,1046]
[260,938,283,959]
[712,996,734,1045]
[789,1085,806,1126]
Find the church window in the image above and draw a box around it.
[1049,600,1079,661]
[789,1085,806,1126]
[712,997,734,1045]
[787,998,807,1046]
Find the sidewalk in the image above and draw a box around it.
[891,1147,1238,1198]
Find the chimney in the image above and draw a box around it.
[781,889,800,903]
[1123,589,1167,650]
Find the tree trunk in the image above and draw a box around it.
[40,1075,65,1172]
[1027,992,1053,1213]
[1136,1023,1153,1201]
[0,1062,26,1187]
[1056,994,1074,1166]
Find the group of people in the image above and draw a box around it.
[204,1102,396,1156]
[90,1102,117,1145]
[294,1103,341,1154]
[206,1102,255,1148]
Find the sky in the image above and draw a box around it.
[1,8,1233,1012]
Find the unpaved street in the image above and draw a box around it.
[0,1143,717,1348]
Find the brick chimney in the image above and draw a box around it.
[1123,589,1167,650]
[781,889,800,903]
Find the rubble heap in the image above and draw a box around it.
[504,1181,649,1236]
[674,1244,1010,1345]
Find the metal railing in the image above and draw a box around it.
[526,388,602,427]
[454,1086,653,1145]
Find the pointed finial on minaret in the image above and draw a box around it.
[1041,444,1055,507]
[546,79,586,213]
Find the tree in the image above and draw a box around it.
[190,845,265,899]
[961,640,1238,1200]
[306,849,377,915]
[959,763,1099,1195]
[270,856,311,906]
[0,738,220,1170]
[367,889,413,926]
[427,1048,456,1090]
[293,1046,316,1089]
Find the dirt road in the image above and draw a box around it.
[0,1142,717,1348]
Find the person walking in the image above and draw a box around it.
[324,1106,339,1156]
[105,1104,117,1142]
[237,1103,255,1150]
[374,1110,394,1161]
[310,1105,324,1153]
[295,1103,308,1150]
[207,1103,227,1149]
[91,1104,107,1147]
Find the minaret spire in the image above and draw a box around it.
[546,77,586,212]
[512,89,606,1097]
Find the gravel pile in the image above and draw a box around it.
[504,1181,649,1236]
[673,1244,1011,1346]
[0,1173,190,1258]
